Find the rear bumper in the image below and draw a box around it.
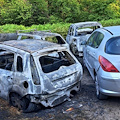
[98,67,120,96]
[30,81,81,107]
[100,87,120,96]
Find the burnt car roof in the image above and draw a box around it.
[32,31,61,37]
[17,31,61,38]
[1,39,60,53]
[71,21,103,28]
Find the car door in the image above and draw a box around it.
[66,26,74,44]
[84,32,98,77]
[86,32,104,79]
[0,49,14,99]
[13,54,31,94]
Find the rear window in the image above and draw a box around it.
[39,51,75,73]
[45,36,65,44]
[105,36,120,55]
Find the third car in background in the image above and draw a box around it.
[66,22,102,56]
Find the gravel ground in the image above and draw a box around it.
[0,58,120,120]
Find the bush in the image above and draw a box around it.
[29,0,49,25]
[1,19,120,38]
[0,0,32,25]
[1,0,120,26]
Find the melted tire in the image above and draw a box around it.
[9,93,29,111]
[70,43,78,55]
[23,102,41,113]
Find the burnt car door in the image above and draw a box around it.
[12,54,31,95]
[0,49,14,99]
[66,26,74,44]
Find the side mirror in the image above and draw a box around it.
[81,41,87,45]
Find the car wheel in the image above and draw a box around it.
[95,75,108,100]
[23,102,41,113]
[9,92,29,111]
[70,43,78,55]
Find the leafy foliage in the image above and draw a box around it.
[0,0,120,25]
[29,0,49,24]
[0,0,32,25]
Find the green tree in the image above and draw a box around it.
[79,0,115,21]
[107,0,120,19]
[48,0,81,23]
[0,0,32,25]
[29,0,49,24]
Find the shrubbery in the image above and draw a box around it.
[0,0,120,25]
[0,19,120,39]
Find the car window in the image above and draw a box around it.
[69,27,72,35]
[39,51,75,73]
[87,32,98,47]
[93,32,104,48]
[45,36,65,44]
[17,56,23,72]
[30,56,40,85]
[105,36,120,55]
[69,26,74,36]
[0,49,14,71]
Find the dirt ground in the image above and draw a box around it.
[1,58,120,120]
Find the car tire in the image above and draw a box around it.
[23,102,41,113]
[9,92,29,111]
[70,43,78,55]
[95,75,108,100]
[9,92,41,112]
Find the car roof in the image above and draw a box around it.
[18,31,61,38]
[71,21,102,28]
[31,31,61,37]
[103,26,120,35]
[1,39,60,53]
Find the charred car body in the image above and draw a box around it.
[0,32,83,112]
[17,31,68,48]
[66,22,102,56]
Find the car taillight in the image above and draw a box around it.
[99,56,119,72]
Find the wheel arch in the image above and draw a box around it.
[8,85,27,101]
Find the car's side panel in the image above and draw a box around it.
[0,69,13,99]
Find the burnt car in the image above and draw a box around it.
[17,31,69,48]
[66,22,103,56]
[0,33,83,112]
